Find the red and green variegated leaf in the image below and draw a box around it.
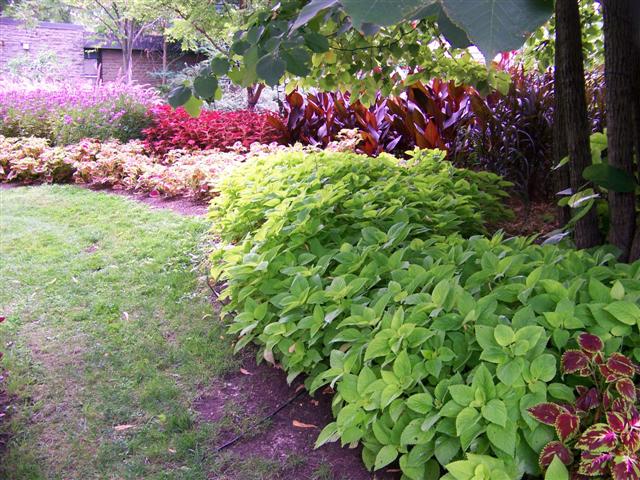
[594,351,605,365]
[539,441,573,469]
[578,451,614,476]
[617,378,637,402]
[621,429,640,453]
[576,387,600,412]
[607,353,637,378]
[604,390,613,410]
[529,402,566,426]
[556,412,580,442]
[611,454,640,480]
[600,364,620,383]
[575,424,618,452]
[562,350,591,375]
[578,332,604,355]
[607,411,627,433]
[612,398,631,414]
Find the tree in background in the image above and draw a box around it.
[158,0,270,109]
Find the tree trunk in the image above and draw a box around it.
[553,30,571,227]
[603,0,637,261]
[247,83,265,110]
[556,0,601,248]
[626,3,640,261]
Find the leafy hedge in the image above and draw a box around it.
[210,149,640,479]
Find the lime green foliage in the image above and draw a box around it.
[210,148,511,244]
[211,150,640,479]
[0,185,284,479]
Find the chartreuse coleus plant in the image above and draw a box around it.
[529,332,640,479]
[210,149,640,479]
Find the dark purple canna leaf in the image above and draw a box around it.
[529,402,567,426]
[578,451,614,476]
[575,424,618,452]
[578,332,604,355]
[556,412,581,442]
[617,378,637,402]
[607,353,636,378]
[611,454,640,480]
[562,350,591,375]
[539,441,573,469]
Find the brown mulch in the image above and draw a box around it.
[194,349,400,480]
[495,197,560,240]
[85,185,209,216]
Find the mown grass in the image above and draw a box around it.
[0,185,318,480]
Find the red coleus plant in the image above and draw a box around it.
[143,105,284,157]
[529,332,640,479]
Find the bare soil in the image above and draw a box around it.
[194,349,400,480]
[86,185,209,216]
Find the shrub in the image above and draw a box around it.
[210,148,640,479]
[142,105,284,157]
[268,80,473,157]
[452,69,555,202]
[0,135,353,201]
[0,136,73,183]
[0,84,156,145]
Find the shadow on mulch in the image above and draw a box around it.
[194,349,401,480]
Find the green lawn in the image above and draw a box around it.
[0,186,297,480]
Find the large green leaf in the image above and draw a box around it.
[193,75,218,100]
[582,163,637,193]
[167,85,191,108]
[412,2,471,48]
[341,0,427,27]
[292,0,339,30]
[182,95,203,117]
[440,0,553,62]
[256,53,286,86]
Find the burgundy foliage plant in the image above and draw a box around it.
[529,332,640,479]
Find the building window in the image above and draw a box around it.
[83,49,99,77]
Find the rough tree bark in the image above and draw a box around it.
[627,3,640,261]
[556,0,601,248]
[247,83,265,111]
[552,20,571,227]
[603,0,637,261]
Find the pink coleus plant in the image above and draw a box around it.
[529,332,640,479]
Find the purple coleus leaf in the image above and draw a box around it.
[617,378,637,402]
[611,454,640,480]
[578,451,614,476]
[608,411,627,433]
[529,402,567,426]
[539,441,573,469]
[576,423,618,452]
[556,412,581,442]
[607,353,637,378]
[622,429,640,453]
[578,332,604,355]
[576,386,600,412]
[562,350,591,375]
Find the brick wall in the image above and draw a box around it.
[0,18,204,86]
[0,18,86,81]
